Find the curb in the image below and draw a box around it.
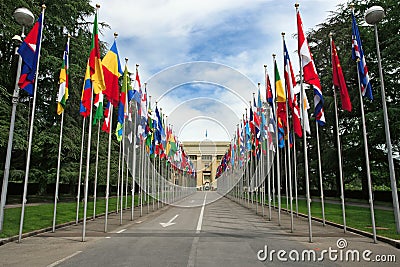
[226,195,400,249]
[0,207,131,247]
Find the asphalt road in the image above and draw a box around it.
[0,191,399,267]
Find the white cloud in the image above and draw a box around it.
[92,0,347,141]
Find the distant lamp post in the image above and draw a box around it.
[365,6,400,234]
[0,7,34,232]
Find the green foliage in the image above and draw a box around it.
[295,0,400,196]
[0,0,120,195]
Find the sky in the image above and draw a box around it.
[93,0,347,142]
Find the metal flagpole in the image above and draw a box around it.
[52,106,65,232]
[131,102,138,221]
[315,122,325,225]
[266,106,272,220]
[354,51,377,243]
[0,9,33,232]
[120,128,125,224]
[104,105,113,232]
[365,6,400,233]
[330,33,346,233]
[81,82,94,239]
[293,134,299,216]
[52,35,70,232]
[116,143,121,213]
[296,3,313,242]
[76,117,86,224]
[332,86,346,232]
[284,148,288,211]
[273,54,282,226]
[18,5,46,243]
[283,32,294,231]
[140,141,144,216]
[126,147,129,209]
[93,122,100,219]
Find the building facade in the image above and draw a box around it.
[182,140,230,190]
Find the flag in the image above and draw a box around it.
[137,85,148,140]
[132,68,142,104]
[89,11,105,94]
[102,101,111,133]
[297,9,325,126]
[352,13,373,100]
[266,69,274,112]
[301,87,311,135]
[283,41,302,137]
[93,91,104,125]
[18,13,43,96]
[115,65,130,141]
[57,38,69,115]
[331,39,352,111]
[80,63,92,117]
[102,40,123,107]
[275,60,287,135]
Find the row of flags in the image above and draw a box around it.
[17,7,196,177]
[216,7,375,178]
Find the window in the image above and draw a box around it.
[202,155,212,161]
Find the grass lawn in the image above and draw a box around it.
[252,193,400,240]
[0,195,141,239]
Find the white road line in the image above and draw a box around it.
[196,193,207,234]
[46,251,82,267]
[116,229,127,234]
[105,236,111,239]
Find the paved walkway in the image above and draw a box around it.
[0,192,398,267]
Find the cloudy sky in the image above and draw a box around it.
[93,0,347,142]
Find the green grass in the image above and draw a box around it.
[0,195,141,238]
[245,193,400,240]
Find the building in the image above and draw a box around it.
[182,140,230,190]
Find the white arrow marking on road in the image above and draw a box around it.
[190,200,195,203]
[160,214,179,228]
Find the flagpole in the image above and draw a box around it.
[0,8,34,232]
[329,33,346,233]
[116,142,121,213]
[18,5,45,243]
[315,122,325,226]
[82,4,100,242]
[52,35,70,232]
[120,58,128,225]
[93,122,100,219]
[295,3,313,243]
[364,6,400,234]
[76,117,86,224]
[104,105,113,232]
[131,94,138,220]
[52,106,65,232]
[273,54,282,226]
[293,134,299,216]
[282,33,294,232]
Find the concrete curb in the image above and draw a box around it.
[0,209,121,247]
[226,195,400,249]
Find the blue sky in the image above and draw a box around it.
[94,0,347,142]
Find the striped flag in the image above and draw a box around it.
[283,41,302,137]
[102,40,123,107]
[352,13,373,100]
[297,8,325,126]
[93,91,104,125]
[89,11,105,94]
[102,101,111,133]
[80,63,92,117]
[57,37,69,115]
[17,13,43,96]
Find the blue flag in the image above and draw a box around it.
[18,13,43,96]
